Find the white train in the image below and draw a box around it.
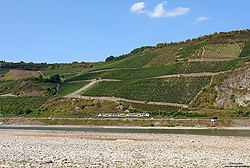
[98,113,150,117]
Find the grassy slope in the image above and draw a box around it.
[82,76,212,104]
[239,40,250,57]
[40,97,122,117]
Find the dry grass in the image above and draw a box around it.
[2,70,42,80]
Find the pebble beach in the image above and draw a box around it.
[0,129,250,168]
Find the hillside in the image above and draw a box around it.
[0,29,250,118]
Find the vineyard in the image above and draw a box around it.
[65,71,106,82]
[82,76,212,104]
[178,43,242,59]
[56,81,90,97]
[88,53,157,71]
[195,44,241,59]
[66,60,237,81]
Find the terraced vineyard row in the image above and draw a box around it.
[81,76,212,104]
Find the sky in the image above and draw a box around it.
[0,0,250,63]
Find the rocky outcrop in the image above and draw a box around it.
[214,65,250,108]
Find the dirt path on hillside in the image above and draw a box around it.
[66,79,121,96]
[68,79,121,83]
[67,95,188,107]
[188,58,234,62]
[67,80,97,96]
[153,71,226,79]
[85,68,139,74]
[0,93,17,97]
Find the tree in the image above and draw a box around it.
[49,74,61,83]
[105,55,115,62]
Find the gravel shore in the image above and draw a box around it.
[0,129,250,168]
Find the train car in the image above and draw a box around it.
[98,114,104,117]
[142,113,150,117]
[98,113,150,117]
[119,114,126,117]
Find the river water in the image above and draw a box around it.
[0,126,250,137]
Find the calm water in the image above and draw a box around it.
[0,126,250,137]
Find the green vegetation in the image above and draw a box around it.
[82,76,212,104]
[239,40,250,57]
[100,61,236,80]
[56,81,90,97]
[0,96,51,116]
[0,61,97,71]
[66,60,236,81]
[89,53,157,71]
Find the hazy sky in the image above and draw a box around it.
[1,0,250,63]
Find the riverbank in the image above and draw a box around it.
[0,129,250,168]
[1,124,250,130]
[1,117,250,127]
